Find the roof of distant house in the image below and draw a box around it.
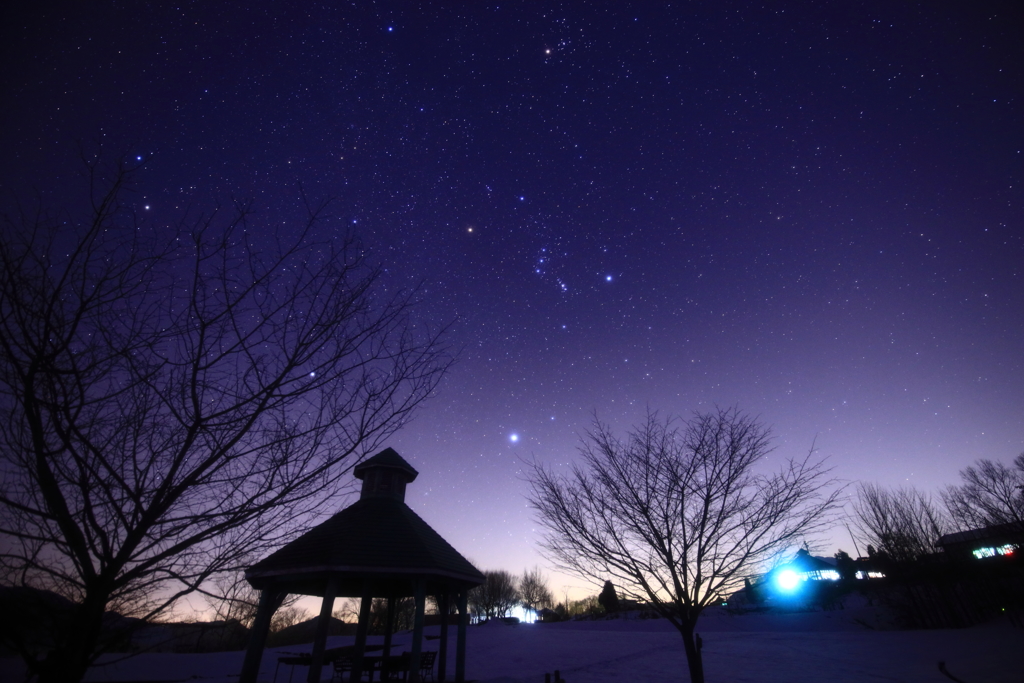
[938,521,1024,547]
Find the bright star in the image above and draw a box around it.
[509,433,519,443]
[606,275,613,282]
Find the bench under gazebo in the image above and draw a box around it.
[239,448,485,683]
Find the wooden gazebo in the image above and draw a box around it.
[239,448,485,683]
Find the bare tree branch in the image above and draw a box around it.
[942,453,1024,532]
[851,483,948,565]
[0,157,453,683]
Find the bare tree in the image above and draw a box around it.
[943,453,1024,532]
[469,570,520,621]
[852,483,948,565]
[0,157,452,683]
[517,567,552,620]
[368,597,417,634]
[333,598,362,624]
[527,408,842,683]
[336,595,416,634]
[212,569,302,631]
[270,605,311,634]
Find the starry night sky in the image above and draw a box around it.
[3,2,1023,597]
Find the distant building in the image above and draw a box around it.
[768,550,841,591]
[537,608,560,623]
[938,522,1023,561]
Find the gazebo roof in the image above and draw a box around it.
[246,450,483,598]
[781,549,836,574]
[241,449,481,683]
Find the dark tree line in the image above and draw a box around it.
[468,567,553,622]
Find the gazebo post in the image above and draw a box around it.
[240,587,282,683]
[307,578,338,683]
[437,591,450,682]
[455,589,469,683]
[352,583,373,682]
[383,594,396,657]
[381,593,396,680]
[409,579,426,682]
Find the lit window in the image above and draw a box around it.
[972,544,1018,559]
[855,571,886,579]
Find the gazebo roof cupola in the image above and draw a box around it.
[353,447,419,502]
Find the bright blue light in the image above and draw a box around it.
[775,569,801,592]
[509,433,519,443]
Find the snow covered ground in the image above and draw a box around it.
[2,602,1019,683]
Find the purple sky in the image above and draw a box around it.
[3,2,1022,597]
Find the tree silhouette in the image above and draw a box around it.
[852,483,948,565]
[469,570,520,621]
[833,550,856,584]
[527,408,842,683]
[598,580,619,614]
[518,567,553,620]
[943,453,1024,532]
[0,156,452,683]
